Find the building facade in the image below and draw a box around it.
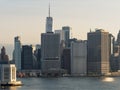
[34,45,41,69]
[71,40,87,76]
[13,36,21,71]
[41,33,61,75]
[61,48,71,74]
[62,26,70,47]
[21,45,33,70]
[0,64,16,82]
[87,29,110,75]
[117,30,120,45]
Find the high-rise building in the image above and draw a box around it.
[0,46,9,61]
[34,44,41,69]
[40,4,62,76]
[68,38,77,47]
[110,48,119,72]
[55,30,65,59]
[71,40,87,76]
[21,45,33,70]
[13,36,21,71]
[46,4,53,33]
[61,48,71,74]
[62,26,70,47]
[0,46,9,64]
[110,32,120,72]
[87,29,110,75]
[41,33,61,75]
[55,30,64,42]
[117,30,120,45]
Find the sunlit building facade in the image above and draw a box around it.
[87,29,110,75]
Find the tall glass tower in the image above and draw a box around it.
[62,26,70,47]
[46,4,53,33]
[13,36,21,71]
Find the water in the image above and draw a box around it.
[1,77,120,90]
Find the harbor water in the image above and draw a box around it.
[1,77,120,90]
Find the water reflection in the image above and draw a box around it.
[0,86,21,90]
[102,77,115,82]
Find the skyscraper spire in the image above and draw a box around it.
[46,3,53,33]
[49,3,50,17]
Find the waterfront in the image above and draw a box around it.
[1,77,120,90]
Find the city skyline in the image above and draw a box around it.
[0,0,120,45]
[1,1,120,89]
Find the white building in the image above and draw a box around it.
[0,64,16,82]
[0,64,22,86]
[13,36,21,71]
[71,40,87,76]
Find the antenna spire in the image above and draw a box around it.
[49,3,50,17]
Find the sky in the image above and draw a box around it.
[1,0,120,58]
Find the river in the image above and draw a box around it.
[1,77,119,90]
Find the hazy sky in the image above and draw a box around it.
[0,0,120,45]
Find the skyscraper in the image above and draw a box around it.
[0,46,9,61]
[46,4,53,33]
[34,44,41,69]
[41,33,61,73]
[21,45,33,70]
[13,36,21,71]
[87,29,110,75]
[55,30,64,42]
[0,46,9,64]
[71,40,87,76]
[61,48,71,74]
[117,30,120,45]
[62,26,70,47]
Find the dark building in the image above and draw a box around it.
[62,26,70,47]
[68,38,77,47]
[34,45,41,69]
[87,29,110,75]
[110,31,120,72]
[0,46,9,61]
[110,55,119,72]
[0,46,9,64]
[21,45,33,70]
[61,48,71,74]
[41,33,61,76]
[117,30,120,45]
[37,49,41,69]
[110,45,120,72]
